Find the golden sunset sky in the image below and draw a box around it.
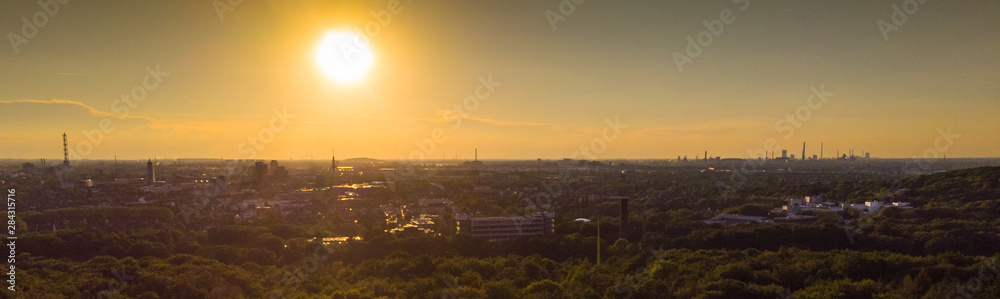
[1,0,998,160]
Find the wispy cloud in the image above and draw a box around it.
[142,119,253,134]
[0,99,153,121]
[359,113,558,129]
[460,115,557,128]
[644,120,764,133]
[0,99,250,134]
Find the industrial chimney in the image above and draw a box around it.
[620,198,629,240]
[802,142,806,161]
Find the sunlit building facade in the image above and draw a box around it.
[455,212,555,241]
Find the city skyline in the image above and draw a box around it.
[0,131,977,161]
[4,2,1000,297]
[2,0,998,159]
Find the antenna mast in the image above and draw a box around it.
[62,133,70,166]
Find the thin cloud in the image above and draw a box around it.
[0,99,153,121]
[353,115,442,124]
[461,115,556,128]
[360,113,557,129]
[644,120,764,133]
[0,98,252,134]
[430,110,557,128]
[142,119,255,134]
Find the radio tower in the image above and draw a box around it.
[331,147,338,185]
[62,132,70,166]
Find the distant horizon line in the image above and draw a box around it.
[4,156,1000,162]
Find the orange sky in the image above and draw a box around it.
[1,0,998,160]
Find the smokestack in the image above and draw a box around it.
[146,159,155,185]
[802,142,806,161]
[704,151,708,162]
[475,148,478,162]
[620,198,629,240]
[820,142,824,159]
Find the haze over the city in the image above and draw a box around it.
[2,0,998,160]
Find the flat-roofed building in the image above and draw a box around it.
[456,212,555,241]
[706,214,769,225]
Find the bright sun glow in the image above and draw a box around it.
[316,31,374,84]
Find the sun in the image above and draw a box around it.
[315,30,375,84]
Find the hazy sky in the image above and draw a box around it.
[1,0,998,160]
